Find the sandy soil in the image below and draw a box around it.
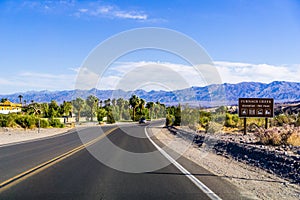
[151,126,300,200]
[0,122,128,146]
[0,127,73,146]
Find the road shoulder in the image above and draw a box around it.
[148,124,300,200]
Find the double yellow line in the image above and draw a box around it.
[0,126,118,191]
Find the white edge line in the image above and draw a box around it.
[145,126,222,200]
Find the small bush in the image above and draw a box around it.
[106,111,116,124]
[211,114,225,124]
[38,119,49,128]
[255,125,300,146]
[166,114,174,126]
[49,118,64,128]
[224,113,239,128]
[287,129,300,146]
[206,121,223,134]
[15,115,36,129]
[0,114,17,127]
[97,108,107,122]
[273,114,290,126]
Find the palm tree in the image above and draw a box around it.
[138,98,146,115]
[26,102,42,116]
[146,102,155,120]
[116,98,125,120]
[112,98,116,107]
[18,95,23,104]
[60,101,73,117]
[72,97,85,122]
[86,95,98,122]
[104,98,111,108]
[129,95,140,121]
[1,98,8,103]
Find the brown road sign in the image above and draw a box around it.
[238,98,274,118]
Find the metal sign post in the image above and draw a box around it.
[38,118,40,133]
[243,118,247,135]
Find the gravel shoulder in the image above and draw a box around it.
[151,125,300,200]
[0,127,73,146]
[0,122,130,146]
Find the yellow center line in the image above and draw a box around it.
[0,126,118,191]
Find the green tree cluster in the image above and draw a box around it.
[70,95,164,124]
[0,114,62,129]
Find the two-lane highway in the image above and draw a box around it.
[0,122,248,200]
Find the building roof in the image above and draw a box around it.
[0,100,22,107]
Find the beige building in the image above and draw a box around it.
[0,100,22,114]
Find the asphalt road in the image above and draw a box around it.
[0,122,248,200]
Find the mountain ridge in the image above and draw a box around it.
[1,81,300,106]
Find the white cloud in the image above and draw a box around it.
[78,8,88,13]
[1,61,299,94]
[114,11,147,20]
[19,1,151,21]
[0,71,76,94]
[21,0,75,13]
[76,5,148,21]
[96,61,300,91]
[97,6,113,14]
[68,67,81,73]
[214,61,300,83]
[96,61,208,91]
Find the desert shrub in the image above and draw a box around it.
[273,114,290,126]
[166,114,174,126]
[255,125,298,146]
[38,119,49,128]
[106,110,116,124]
[295,113,300,127]
[97,108,107,122]
[224,113,239,128]
[287,130,300,146]
[199,111,211,128]
[255,127,282,145]
[0,114,18,127]
[181,108,199,129]
[245,118,265,128]
[48,118,64,128]
[173,106,181,126]
[0,114,6,127]
[121,110,131,121]
[15,115,36,129]
[206,121,223,134]
[211,113,225,124]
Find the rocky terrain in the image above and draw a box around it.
[167,126,300,184]
[153,125,300,200]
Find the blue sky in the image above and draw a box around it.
[0,0,300,94]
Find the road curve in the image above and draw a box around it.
[0,122,248,200]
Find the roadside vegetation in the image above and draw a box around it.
[1,95,299,146]
[0,95,166,129]
[165,104,300,147]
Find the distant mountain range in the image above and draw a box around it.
[1,81,300,106]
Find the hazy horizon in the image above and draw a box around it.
[1,80,299,96]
